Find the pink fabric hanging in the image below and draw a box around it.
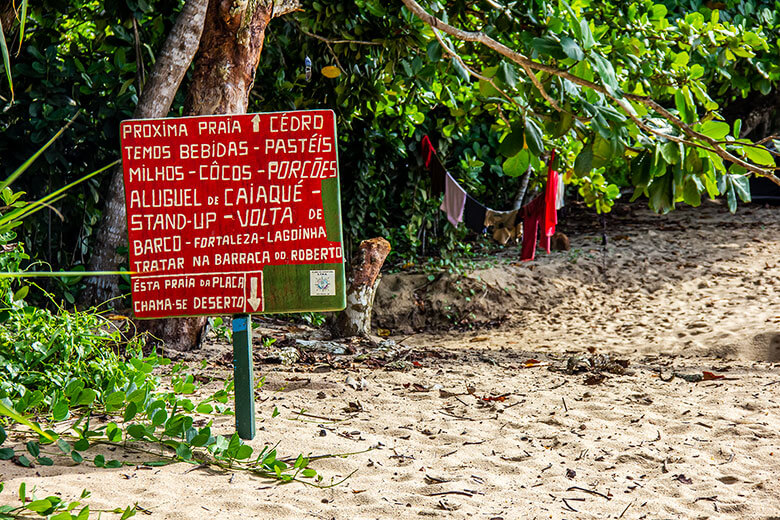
[440,172,467,226]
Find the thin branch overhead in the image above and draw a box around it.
[399,0,780,186]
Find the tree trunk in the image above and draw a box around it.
[80,0,209,307]
[332,238,391,338]
[1,1,15,43]
[137,0,301,351]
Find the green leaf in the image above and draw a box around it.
[733,119,742,139]
[73,439,89,451]
[451,58,469,82]
[531,36,566,60]
[195,402,213,414]
[496,61,517,88]
[120,505,137,520]
[94,454,105,467]
[426,41,442,62]
[26,441,39,458]
[235,444,253,460]
[106,391,125,408]
[76,506,90,520]
[699,121,730,140]
[675,87,696,125]
[0,18,13,102]
[560,36,584,61]
[127,424,147,440]
[524,118,544,157]
[25,499,52,513]
[71,451,83,463]
[0,425,5,445]
[57,439,72,455]
[52,401,70,422]
[50,512,72,520]
[744,146,775,167]
[648,172,675,214]
[498,123,525,157]
[589,53,619,92]
[36,456,53,466]
[0,400,55,441]
[683,179,702,207]
[74,389,97,407]
[12,286,28,301]
[176,443,192,460]
[503,149,532,177]
[123,401,138,422]
[730,175,751,202]
[579,19,595,49]
[574,143,594,175]
[560,0,581,39]
[0,448,14,460]
[151,408,167,426]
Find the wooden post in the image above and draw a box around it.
[332,237,391,338]
[232,315,255,440]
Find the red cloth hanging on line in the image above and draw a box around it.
[520,151,559,261]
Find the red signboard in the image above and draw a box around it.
[120,110,346,318]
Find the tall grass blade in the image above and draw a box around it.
[17,0,28,54]
[0,400,56,441]
[0,270,137,278]
[3,159,119,228]
[0,111,81,191]
[0,15,12,103]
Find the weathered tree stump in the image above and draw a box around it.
[332,237,391,338]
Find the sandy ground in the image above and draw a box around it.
[1,200,779,519]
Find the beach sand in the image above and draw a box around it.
[1,200,779,519]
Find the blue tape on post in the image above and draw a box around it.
[233,317,248,332]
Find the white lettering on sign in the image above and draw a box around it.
[133,236,182,256]
[129,189,203,209]
[269,113,325,133]
[132,257,185,272]
[266,159,337,180]
[124,146,171,161]
[223,184,303,206]
[122,122,188,139]
[179,141,248,159]
[214,251,271,266]
[192,233,260,248]
[263,135,333,155]
[193,295,244,310]
[290,247,343,262]
[197,119,242,135]
[235,207,293,227]
[198,162,252,181]
[130,213,189,232]
[133,297,188,313]
[266,226,326,243]
[129,165,184,182]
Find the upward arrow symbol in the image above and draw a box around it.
[251,114,261,132]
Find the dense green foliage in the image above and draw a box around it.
[1,0,778,276]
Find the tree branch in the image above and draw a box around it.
[270,0,301,18]
[399,0,780,187]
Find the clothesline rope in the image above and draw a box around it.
[420,135,560,261]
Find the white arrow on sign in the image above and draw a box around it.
[247,277,261,311]
[251,114,261,132]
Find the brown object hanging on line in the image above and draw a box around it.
[484,209,521,245]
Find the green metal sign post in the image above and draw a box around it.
[232,315,255,440]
